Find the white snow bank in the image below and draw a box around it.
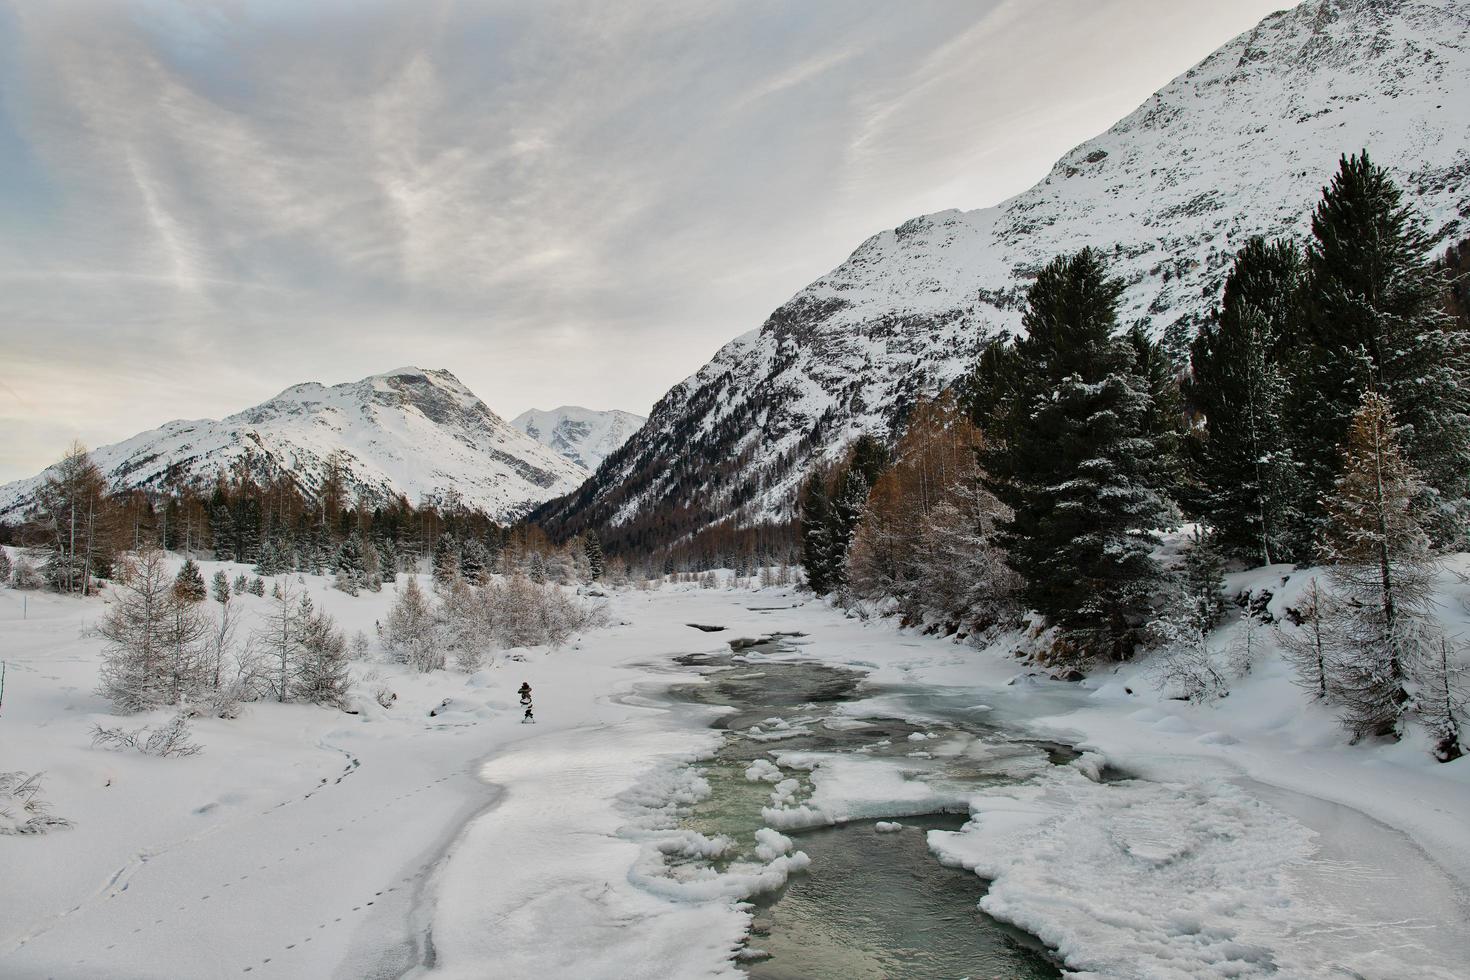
[874,821,902,833]
[926,766,1468,979]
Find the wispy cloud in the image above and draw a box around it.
[0,0,1290,482]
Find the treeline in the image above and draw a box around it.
[801,151,1468,757]
[0,446,594,594]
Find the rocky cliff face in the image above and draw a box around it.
[1,368,588,522]
[536,0,1470,542]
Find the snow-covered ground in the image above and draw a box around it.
[2,556,1468,979]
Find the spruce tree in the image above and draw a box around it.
[799,473,836,594]
[209,492,236,562]
[432,534,460,583]
[828,467,871,590]
[459,537,489,583]
[1179,529,1227,633]
[173,559,207,604]
[377,537,398,584]
[583,531,605,582]
[334,535,366,595]
[1291,152,1470,544]
[960,338,1025,435]
[1126,324,1187,500]
[0,547,11,586]
[1185,237,1304,564]
[210,570,231,605]
[988,248,1173,662]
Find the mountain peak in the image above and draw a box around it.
[511,406,647,473]
[536,0,1470,544]
[2,368,590,522]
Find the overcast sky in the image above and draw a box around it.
[0,0,1290,483]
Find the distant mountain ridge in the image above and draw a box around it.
[511,406,646,472]
[535,0,1470,546]
[0,368,588,522]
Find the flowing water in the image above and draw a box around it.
[664,636,1064,979]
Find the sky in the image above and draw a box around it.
[0,0,1292,484]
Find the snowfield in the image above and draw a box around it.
[2,554,1468,979]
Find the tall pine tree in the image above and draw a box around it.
[799,472,837,595]
[1290,152,1470,544]
[1185,237,1304,564]
[988,248,1174,662]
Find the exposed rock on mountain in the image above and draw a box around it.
[535,0,1470,545]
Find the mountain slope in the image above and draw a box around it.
[510,407,646,472]
[536,0,1470,544]
[0,368,588,522]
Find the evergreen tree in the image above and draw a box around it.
[583,531,605,581]
[254,539,285,577]
[209,490,237,562]
[459,537,489,583]
[173,559,207,604]
[1185,237,1304,564]
[1179,529,1227,633]
[210,570,230,604]
[828,467,871,591]
[799,473,837,594]
[845,435,890,488]
[1320,391,1436,739]
[432,534,460,583]
[988,248,1173,662]
[377,537,398,584]
[960,338,1026,435]
[1126,324,1187,500]
[0,547,11,586]
[334,535,366,595]
[232,573,249,596]
[1291,152,1470,543]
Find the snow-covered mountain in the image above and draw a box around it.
[537,0,1470,542]
[0,368,589,522]
[510,407,646,473]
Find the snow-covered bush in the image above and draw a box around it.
[0,547,11,585]
[485,573,605,649]
[1147,616,1230,703]
[383,573,605,672]
[0,772,72,836]
[11,554,44,590]
[90,713,203,757]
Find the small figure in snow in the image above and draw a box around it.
[522,703,535,724]
[518,681,533,705]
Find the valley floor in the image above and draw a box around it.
[1,570,1468,979]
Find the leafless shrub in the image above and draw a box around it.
[0,772,73,835]
[90,713,203,757]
